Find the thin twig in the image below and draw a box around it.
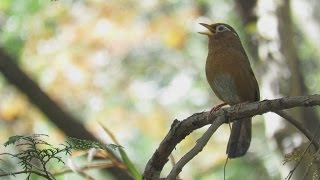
[0,170,49,179]
[99,122,120,144]
[275,110,319,149]
[223,158,228,180]
[301,160,314,180]
[166,116,225,180]
[66,159,95,180]
[53,161,116,176]
[285,124,320,180]
[98,122,128,169]
[224,117,232,180]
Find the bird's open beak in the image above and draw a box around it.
[198,23,214,36]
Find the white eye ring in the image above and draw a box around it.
[216,25,230,32]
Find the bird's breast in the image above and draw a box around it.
[205,50,258,104]
[209,73,241,105]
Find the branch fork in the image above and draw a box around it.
[143,95,320,180]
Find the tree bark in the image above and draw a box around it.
[143,95,320,179]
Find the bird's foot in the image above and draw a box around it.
[207,102,227,120]
[212,102,228,112]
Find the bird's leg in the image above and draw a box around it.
[207,102,227,120]
[212,102,228,112]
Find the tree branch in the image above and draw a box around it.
[274,111,318,149]
[143,95,320,179]
[166,116,225,180]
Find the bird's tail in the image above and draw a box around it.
[226,117,252,158]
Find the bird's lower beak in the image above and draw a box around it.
[198,23,214,36]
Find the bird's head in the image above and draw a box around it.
[198,23,239,39]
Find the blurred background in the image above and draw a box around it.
[1,0,320,179]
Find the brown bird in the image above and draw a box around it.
[199,23,260,158]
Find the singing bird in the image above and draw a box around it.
[199,23,260,158]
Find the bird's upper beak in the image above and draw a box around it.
[198,23,214,36]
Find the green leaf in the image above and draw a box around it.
[119,148,142,180]
[108,143,123,151]
[4,135,23,146]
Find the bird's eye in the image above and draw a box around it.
[216,25,230,32]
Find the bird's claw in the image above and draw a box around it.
[207,102,227,120]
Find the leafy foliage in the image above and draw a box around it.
[283,148,307,165]
[0,134,121,179]
[283,146,320,180]
[66,136,122,151]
